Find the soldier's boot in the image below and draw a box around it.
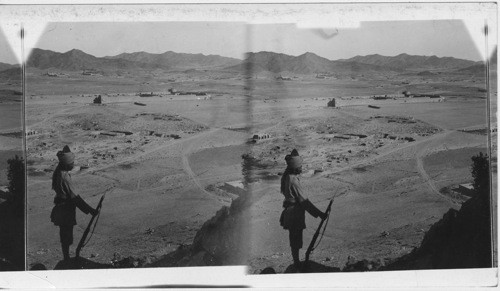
[62,243,70,261]
[302,199,326,219]
[291,247,302,272]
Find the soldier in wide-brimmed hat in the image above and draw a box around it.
[50,145,97,262]
[279,149,326,271]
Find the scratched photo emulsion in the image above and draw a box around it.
[25,22,252,270]
[0,28,25,272]
[245,20,497,274]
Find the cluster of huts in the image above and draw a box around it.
[252,133,272,140]
[25,129,38,136]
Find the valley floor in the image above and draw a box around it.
[22,74,496,270]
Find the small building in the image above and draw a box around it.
[82,70,100,76]
[93,95,102,104]
[139,92,157,97]
[327,98,336,107]
[252,133,271,140]
[25,129,38,136]
[276,75,292,81]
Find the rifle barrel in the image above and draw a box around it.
[305,199,333,262]
[75,194,106,258]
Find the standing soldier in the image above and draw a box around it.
[50,145,97,262]
[280,149,327,271]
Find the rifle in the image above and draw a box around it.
[305,198,333,263]
[76,193,106,258]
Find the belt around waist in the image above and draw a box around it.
[283,200,299,208]
[54,197,72,205]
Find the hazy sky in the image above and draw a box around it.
[0,29,18,65]
[251,20,484,62]
[0,20,486,64]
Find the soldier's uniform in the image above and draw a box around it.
[279,149,325,270]
[280,173,324,248]
[50,146,96,261]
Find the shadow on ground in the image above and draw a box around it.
[0,198,24,271]
[53,257,113,270]
[287,260,341,273]
[260,260,341,274]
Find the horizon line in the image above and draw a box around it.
[1,47,487,66]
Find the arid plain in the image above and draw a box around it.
[15,49,496,270]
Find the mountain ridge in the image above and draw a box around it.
[27,48,150,71]
[25,48,483,74]
[230,51,403,75]
[0,62,17,72]
[339,53,480,71]
[104,51,241,70]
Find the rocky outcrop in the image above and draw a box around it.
[260,186,493,274]
[148,190,251,267]
[385,190,492,270]
[342,256,388,272]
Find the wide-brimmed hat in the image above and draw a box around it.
[57,145,75,166]
[285,149,302,170]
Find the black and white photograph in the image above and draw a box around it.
[24,21,251,270]
[244,19,497,274]
[0,2,497,288]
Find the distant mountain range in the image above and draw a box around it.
[26,48,240,72]
[2,48,484,76]
[233,51,401,74]
[340,53,479,71]
[0,63,21,80]
[0,62,17,72]
[27,48,152,71]
[105,51,241,70]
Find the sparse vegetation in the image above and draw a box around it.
[0,155,25,271]
[471,152,490,195]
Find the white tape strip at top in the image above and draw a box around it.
[0,3,496,63]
